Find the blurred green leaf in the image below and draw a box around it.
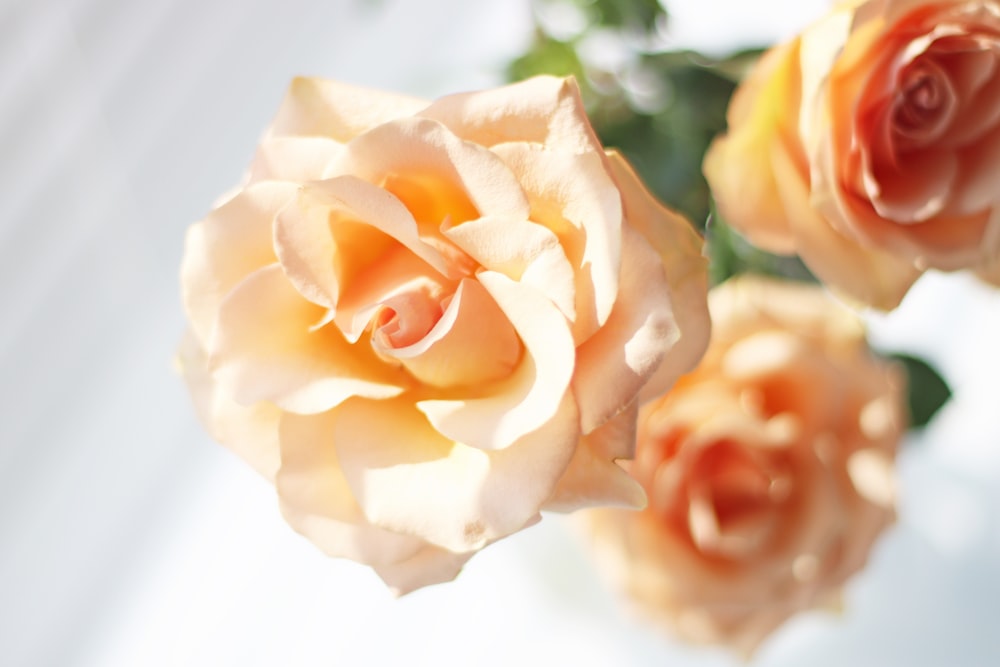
[889,353,952,430]
[587,0,666,34]
[706,214,815,286]
[508,32,587,83]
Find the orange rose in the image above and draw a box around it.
[581,276,904,655]
[705,0,1000,309]
[177,76,710,593]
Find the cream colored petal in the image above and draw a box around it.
[418,75,604,154]
[325,117,531,222]
[572,225,678,434]
[703,39,804,254]
[276,411,425,567]
[181,181,298,345]
[372,545,474,596]
[377,278,522,388]
[491,142,623,341]
[279,506,426,570]
[417,270,576,450]
[333,394,578,553]
[544,401,647,512]
[248,136,342,183]
[605,151,711,402]
[210,264,408,414]
[274,175,453,310]
[443,215,577,320]
[306,176,456,275]
[267,76,428,142]
[176,330,282,480]
[772,141,921,309]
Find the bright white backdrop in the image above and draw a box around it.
[1,1,998,665]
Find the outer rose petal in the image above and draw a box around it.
[249,136,342,183]
[181,181,298,345]
[605,151,710,402]
[268,76,428,142]
[703,39,804,254]
[419,75,605,155]
[545,401,647,511]
[770,143,921,309]
[572,225,679,434]
[177,330,282,480]
[210,264,408,413]
[372,545,475,596]
[333,394,579,553]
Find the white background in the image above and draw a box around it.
[2,0,999,665]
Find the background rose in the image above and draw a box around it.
[581,276,904,656]
[177,75,710,594]
[705,0,1000,310]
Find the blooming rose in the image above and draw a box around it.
[177,75,710,593]
[705,0,1000,310]
[581,276,904,655]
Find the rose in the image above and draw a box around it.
[704,0,1000,310]
[177,75,710,594]
[581,276,903,655]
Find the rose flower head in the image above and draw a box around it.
[705,0,1000,310]
[177,75,710,594]
[581,276,904,656]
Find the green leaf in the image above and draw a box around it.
[888,353,952,430]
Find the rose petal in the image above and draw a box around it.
[177,330,282,480]
[333,394,579,553]
[491,143,622,342]
[572,224,678,433]
[249,136,342,183]
[372,545,474,596]
[274,175,453,310]
[606,151,711,402]
[443,215,577,321]
[325,117,531,224]
[544,401,647,511]
[181,181,298,345]
[418,75,604,155]
[276,411,425,567]
[377,278,522,388]
[703,38,804,254]
[333,246,450,343]
[268,76,428,142]
[417,270,576,450]
[772,139,921,309]
[866,149,957,222]
[210,264,408,413]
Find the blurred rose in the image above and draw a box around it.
[177,75,709,593]
[582,276,904,655]
[705,0,1000,309]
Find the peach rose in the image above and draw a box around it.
[581,276,904,655]
[177,75,710,593]
[705,0,1000,309]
